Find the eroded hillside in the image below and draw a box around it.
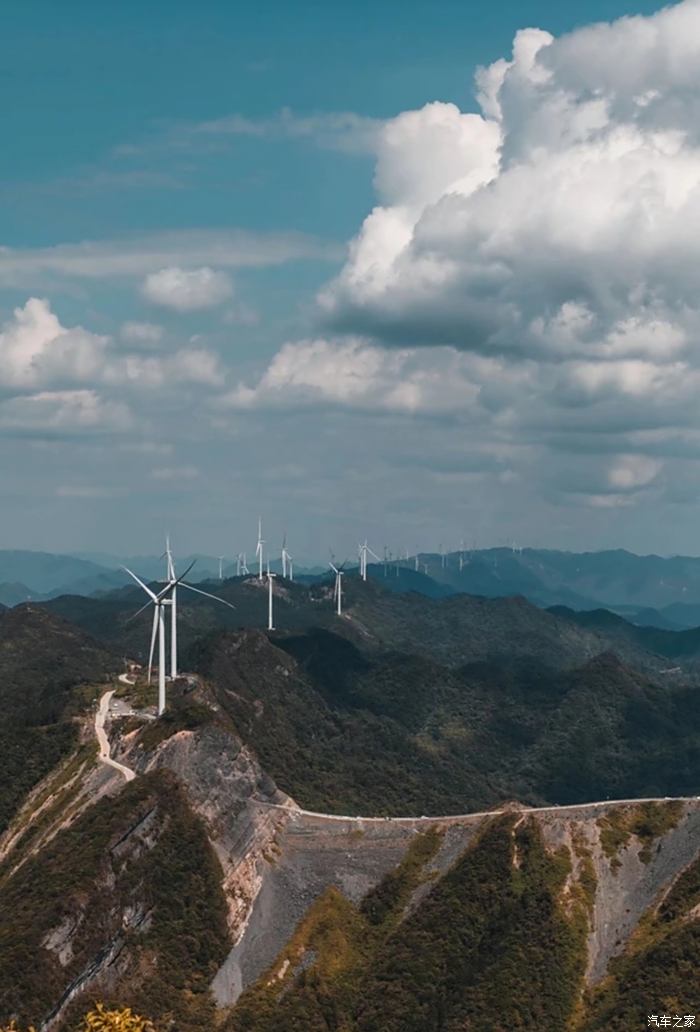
[0,675,697,1032]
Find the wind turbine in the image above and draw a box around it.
[256,518,265,581]
[267,569,276,630]
[281,533,293,580]
[329,561,345,616]
[124,559,195,715]
[358,540,380,581]
[218,556,225,580]
[125,553,235,714]
[237,552,250,576]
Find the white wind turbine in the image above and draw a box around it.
[358,540,381,581]
[218,555,225,580]
[256,517,265,581]
[125,551,235,714]
[281,533,293,581]
[267,568,276,630]
[237,552,250,576]
[329,561,345,615]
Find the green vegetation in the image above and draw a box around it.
[0,606,116,833]
[136,694,215,751]
[195,625,700,816]
[583,853,700,1030]
[0,771,230,1032]
[598,801,684,869]
[229,817,591,1032]
[360,825,442,927]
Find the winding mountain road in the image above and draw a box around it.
[95,690,136,782]
[96,690,698,821]
[275,794,700,825]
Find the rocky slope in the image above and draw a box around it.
[1,676,698,1032]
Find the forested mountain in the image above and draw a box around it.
[0,579,699,1030]
[0,606,116,833]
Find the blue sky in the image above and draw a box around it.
[3,0,700,559]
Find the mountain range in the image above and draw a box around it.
[9,546,700,629]
[0,569,699,1029]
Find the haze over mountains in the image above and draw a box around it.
[8,546,700,628]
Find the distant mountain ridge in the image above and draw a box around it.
[8,545,700,619]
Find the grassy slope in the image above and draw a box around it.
[0,606,117,833]
[0,771,231,1032]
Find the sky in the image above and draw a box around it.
[3,0,700,560]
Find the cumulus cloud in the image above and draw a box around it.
[220,338,488,415]
[301,0,700,507]
[0,298,223,392]
[0,298,110,389]
[141,266,233,311]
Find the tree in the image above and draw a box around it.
[78,1004,156,1032]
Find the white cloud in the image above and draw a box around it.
[193,108,382,154]
[0,298,109,389]
[303,0,700,509]
[0,298,223,392]
[120,321,164,346]
[0,229,339,288]
[0,390,132,433]
[608,453,662,490]
[141,266,233,311]
[220,337,485,415]
[321,0,700,374]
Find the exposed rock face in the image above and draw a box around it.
[210,801,700,1006]
[128,723,293,941]
[2,686,698,1029]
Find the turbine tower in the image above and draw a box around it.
[124,554,235,714]
[281,533,293,580]
[237,552,250,576]
[358,540,380,581]
[124,559,194,715]
[218,555,225,580]
[329,561,344,616]
[267,570,276,630]
[256,517,265,581]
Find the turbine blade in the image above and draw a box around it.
[122,566,157,600]
[180,582,236,608]
[126,597,156,624]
